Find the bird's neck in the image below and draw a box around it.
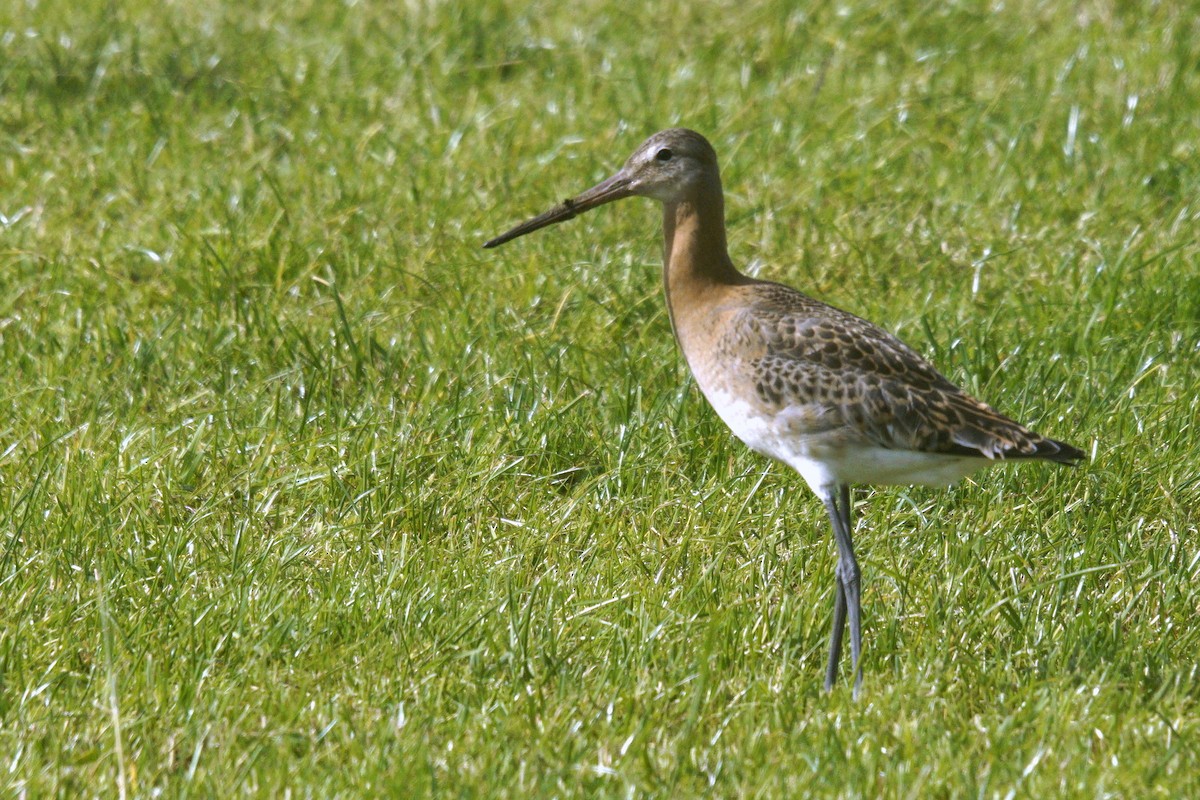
[661,187,747,333]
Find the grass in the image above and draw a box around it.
[1,0,1198,795]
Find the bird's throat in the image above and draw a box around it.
[661,194,746,330]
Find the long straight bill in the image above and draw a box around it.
[483,171,633,248]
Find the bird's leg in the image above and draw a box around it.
[823,485,862,698]
[824,572,847,692]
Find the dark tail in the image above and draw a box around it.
[1030,437,1087,465]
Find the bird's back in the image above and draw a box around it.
[676,279,1084,489]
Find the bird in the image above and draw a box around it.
[483,128,1085,697]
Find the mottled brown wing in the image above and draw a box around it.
[730,285,1083,462]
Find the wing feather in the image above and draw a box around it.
[723,283,1084,463]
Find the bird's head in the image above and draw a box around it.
[483,128,720,248]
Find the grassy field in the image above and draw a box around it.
[2,0,1198,795]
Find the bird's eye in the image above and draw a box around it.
[655,148,673,162]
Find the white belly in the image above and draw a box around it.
[702,388,991,494]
